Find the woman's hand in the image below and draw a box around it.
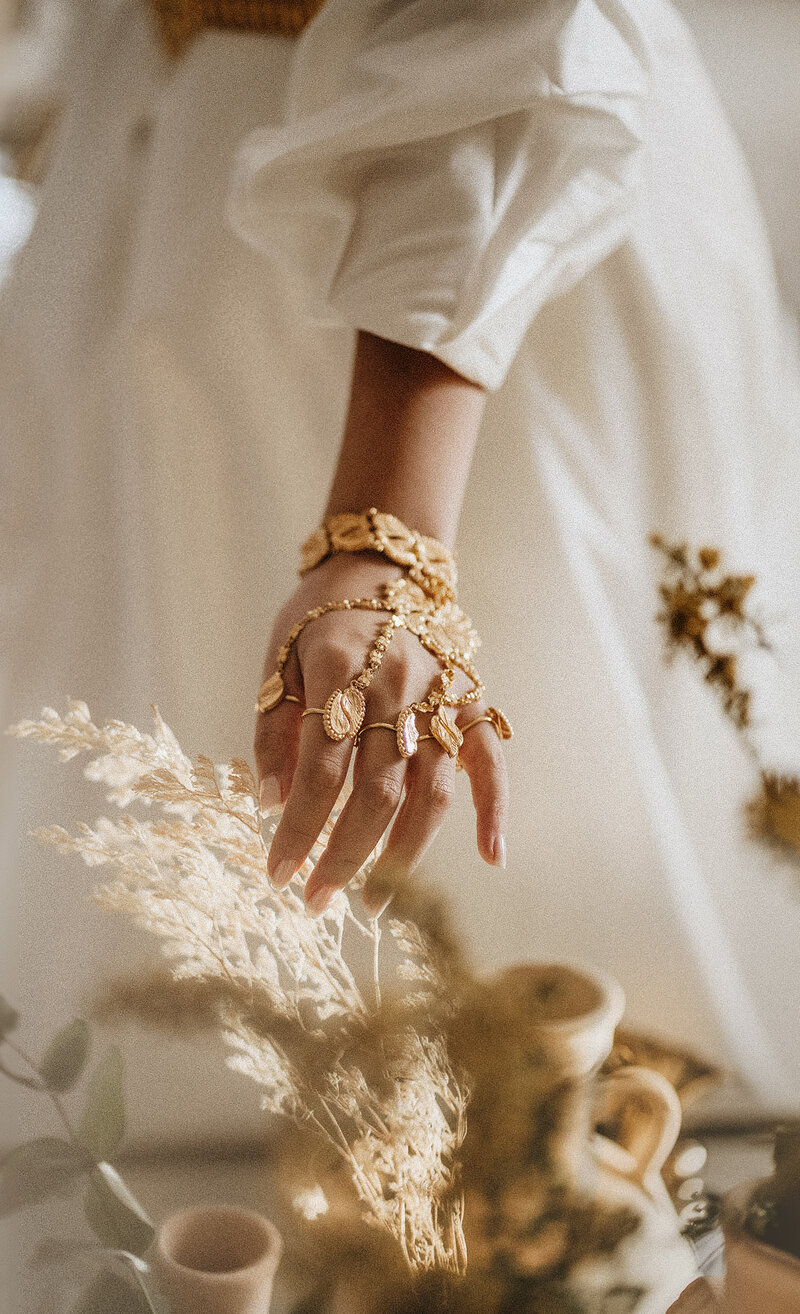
[254,552,509,916]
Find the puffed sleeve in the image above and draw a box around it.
[229,0,650,390]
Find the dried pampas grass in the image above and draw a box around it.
[8,701,468,1274]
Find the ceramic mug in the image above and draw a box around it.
[153,1204,283,1314]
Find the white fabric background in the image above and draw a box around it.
[2,0,800,1165]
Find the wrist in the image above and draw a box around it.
[325,333,484,549]
[296,552,404,601]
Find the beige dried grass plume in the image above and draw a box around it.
[8,701,468,1275]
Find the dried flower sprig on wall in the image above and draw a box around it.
[8,701,468,1274]
[650,535,768,731]
[651,536,800,870]
[746,772,800,865]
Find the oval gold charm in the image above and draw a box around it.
[256,672,285,713]
[487,707,513,740]
[430,705,463,759]
[323,686,366,741]
[396,707,420,759]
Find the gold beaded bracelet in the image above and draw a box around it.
[256,580,480,714]
[300,508,457,605]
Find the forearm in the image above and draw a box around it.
[325,331,487,547]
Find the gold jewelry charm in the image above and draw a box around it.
[256,672,285,713]
[486,706,513,740]
[396,707,420,759]
[323,686,366,741]
[430,704,464,758]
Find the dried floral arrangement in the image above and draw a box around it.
[651,535,800,867]
[8,700,696,1313]
[8,701,469,1277]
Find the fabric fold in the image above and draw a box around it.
[229,0,651,388]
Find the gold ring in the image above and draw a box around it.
[353,706,423,759]
[460,714,492,734]
[254,693,302,713]
[255,666,304,712]
[460,708,514,741]
[354,722,396,746]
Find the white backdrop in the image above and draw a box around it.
[2,0,800,1158]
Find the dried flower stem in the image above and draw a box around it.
[8,701,468,1273]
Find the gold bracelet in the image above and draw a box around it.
[255,582,480,715]
[300,508,457,604]
[255,581,507,758]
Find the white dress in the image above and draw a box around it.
[3,0,800,1151]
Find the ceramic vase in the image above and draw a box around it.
[456,962,699,1314]
[152,1204,283,1314]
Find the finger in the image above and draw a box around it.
[456,715,510,868]
[267,643,361,888]
[254,648,303,812]
[304,727,407,914]
[361,737,456,915]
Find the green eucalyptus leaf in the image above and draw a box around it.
[84,1164,154,1257]
[70,1267,150,1314]
[0,1137,89,1215]
[0,996,20,1040]
[79,1048,125,1160]
[39,1019,91,1093]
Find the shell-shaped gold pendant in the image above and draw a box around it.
[396,707,419,759]
[430,705,463,758]
[487,707,514,740]
[256,672,284,713]
[323,686,366,740]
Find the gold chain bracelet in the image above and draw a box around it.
[256,582,481,716]
[255,565,512,760]
[300,508,457,605]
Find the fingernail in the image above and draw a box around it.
[271,858,297,889]
[492,835,507,870]
[259,775,282,811]
[306,885,333,916]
